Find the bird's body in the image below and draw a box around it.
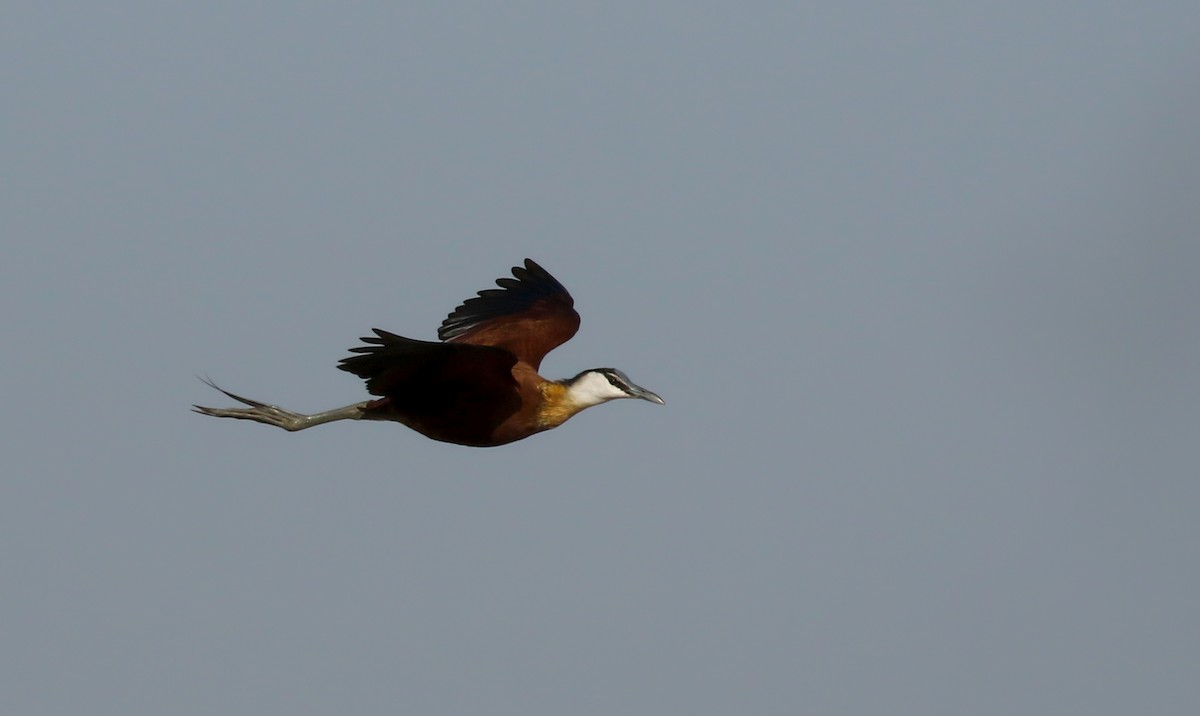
[194,259,662,446]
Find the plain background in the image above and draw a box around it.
[4,3,1198,714]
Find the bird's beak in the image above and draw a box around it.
[629,383,665,405]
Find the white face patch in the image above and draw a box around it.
[565,371,630,408]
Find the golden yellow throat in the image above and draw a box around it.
[535,381,588,429]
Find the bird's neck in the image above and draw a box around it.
[535,380,595,429]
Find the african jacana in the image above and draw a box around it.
[194,259,663,446]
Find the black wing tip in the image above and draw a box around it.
[503,258,560,291]
[514,258,559,286]
[338,328,398,370]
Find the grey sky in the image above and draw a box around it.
[4,3,1198,714]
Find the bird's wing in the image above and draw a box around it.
[338,330,524,444]
[437,259,580,370]
[338,329,518,399]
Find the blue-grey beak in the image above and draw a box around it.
[629,382,665,405]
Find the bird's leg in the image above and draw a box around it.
[192,378,369,432]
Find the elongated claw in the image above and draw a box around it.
[193,376,367,432]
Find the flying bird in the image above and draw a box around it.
[194,259,663,446]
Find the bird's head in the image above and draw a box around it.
[563,368,665,409]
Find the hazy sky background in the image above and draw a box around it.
[4,3,1198,714]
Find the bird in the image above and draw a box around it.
[193,258,663,446]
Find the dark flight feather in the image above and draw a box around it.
[437,259,580,370]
